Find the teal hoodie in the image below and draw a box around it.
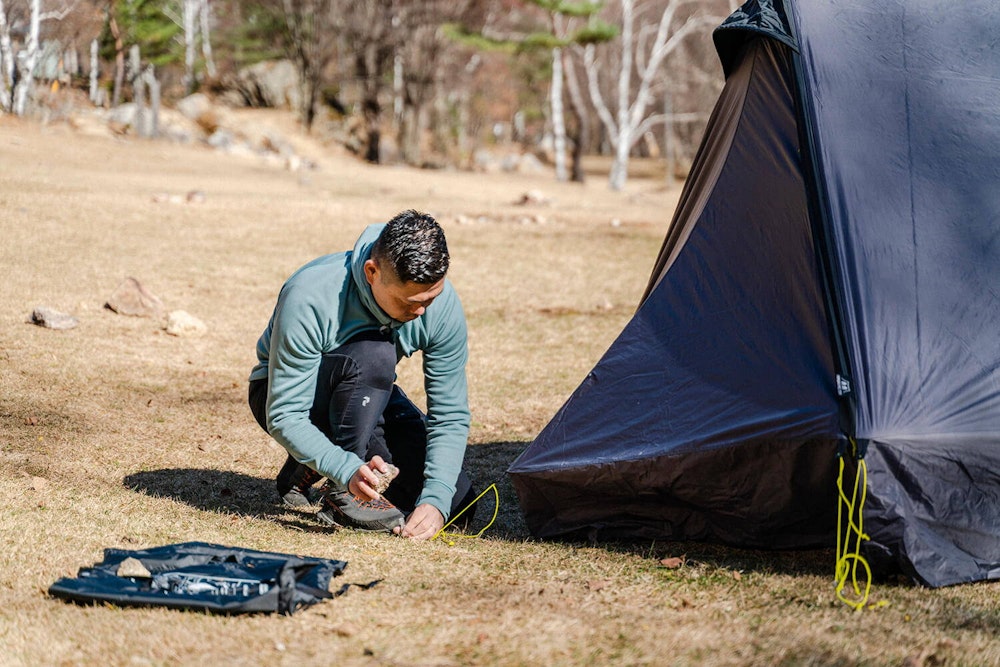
[249,224,469,518]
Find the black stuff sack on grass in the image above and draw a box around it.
[48,541,349,615]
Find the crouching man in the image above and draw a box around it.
[248,210,475,539]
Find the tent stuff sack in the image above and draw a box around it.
[48,541,348,615]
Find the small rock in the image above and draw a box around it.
[515,189,551,206]
[105,278,165,318]
[372,464,399,495]
[116,557,152,578]
[164,310,207,337]
[28,306,79,330]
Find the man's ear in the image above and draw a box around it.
[363,259,379,286]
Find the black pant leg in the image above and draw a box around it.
[381,386,475,520]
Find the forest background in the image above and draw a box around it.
[0,0,736,190]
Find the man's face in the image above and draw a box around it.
[364,259,445,322]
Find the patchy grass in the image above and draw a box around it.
[0,114,998,666]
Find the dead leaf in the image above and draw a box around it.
[732,570,743,581]
[30,476,48,492]
[660,556,685,569]
[587,579,610,591]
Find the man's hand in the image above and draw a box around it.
[347,455,390,501]
[393,503,444,540]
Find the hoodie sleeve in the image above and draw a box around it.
[416,288,471,518]
[265,284,365,486]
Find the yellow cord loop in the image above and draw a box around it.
[835,438,872,611]
[432,483,500,545]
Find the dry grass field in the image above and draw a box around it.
[1,112,998,667]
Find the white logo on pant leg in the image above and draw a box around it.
[362,396,370,407]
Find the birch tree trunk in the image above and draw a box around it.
[0,0,14,112]
[199,0,216,78]
[550,46,567,182]
[130,45,146,136]
[110,15,124,107]
[146,65,159,137]
[183,0,197,93]
[88,38,98,104]
[563,52,588,183]
[13,0,43,116]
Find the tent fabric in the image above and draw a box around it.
[510,0,1000,588]
[511,34,841,548]
[789,0,1000,586]
[49,542,347,615]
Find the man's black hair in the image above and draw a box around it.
[372,210,450,284]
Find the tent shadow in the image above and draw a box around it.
[462,440,531,540]
[466,441,839,578]
[122,468,329,533]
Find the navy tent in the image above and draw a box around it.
[508,0,1000,588]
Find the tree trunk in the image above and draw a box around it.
[89,38,99,104]
[550,46,567,182]
[563,52,587,183]
[199,0,216,78]
[363,96,381,163]
[146,66,159,137]
[183,0,197,93]
[130,45,145,136]
[0,0,14,112]
[110,16,124,107]
[13,0,42,116]
[608,0,635,191]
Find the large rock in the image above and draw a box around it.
[224,60,301,110]
[105,277,164,318]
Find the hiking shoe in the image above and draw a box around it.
[316,482,405,532]
[276,455,323,508]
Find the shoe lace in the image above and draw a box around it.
[352,495,396,511]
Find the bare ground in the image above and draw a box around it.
[1,112,998,667]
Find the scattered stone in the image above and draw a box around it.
[151,192,185,204]
[116,557,152,579]
[515,189,551,206]
[164,310,207,337]
[105,277,165,318]
[207,128,235,150]
[27,306,79,330]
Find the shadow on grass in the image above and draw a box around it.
[124,443,835,580]
[123,468,330,533]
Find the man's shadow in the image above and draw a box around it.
[122,441,533,537]
[123,468,329,533]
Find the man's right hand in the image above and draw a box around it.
[348,455,390,501]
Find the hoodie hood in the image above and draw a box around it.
[350,223,397,329]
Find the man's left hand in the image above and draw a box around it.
[393,503,444,540]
